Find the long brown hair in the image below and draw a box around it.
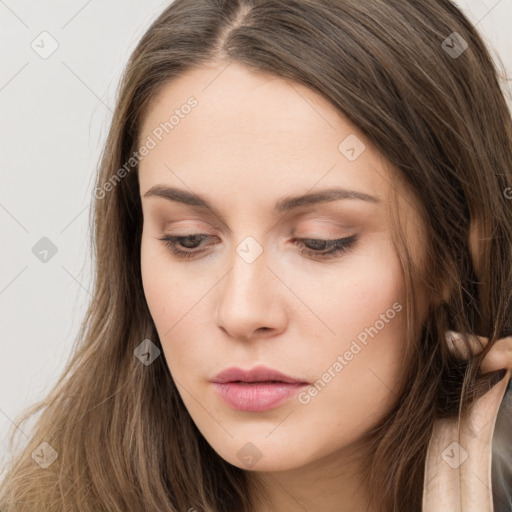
[1,1,511,510]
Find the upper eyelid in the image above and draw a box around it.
[158,216,356,235]
[160,231,354,241]
[158,233,357,247]
[148,202,368,235]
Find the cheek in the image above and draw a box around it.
[140,228,410,470]
[289,238,407,431]
[284,233,406,348]
[140,234,198,327]
[142,229,407,379]
[140,234,213,373]
[140,239,169,326]
[336,244,405,340]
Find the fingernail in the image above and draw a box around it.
[446,330,462,342]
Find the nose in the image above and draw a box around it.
[214,240,287,341]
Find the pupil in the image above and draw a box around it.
[306,239,327,250]
[182,235,202,248]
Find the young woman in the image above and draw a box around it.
[1,1,512,510]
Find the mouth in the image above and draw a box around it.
[211,365,309,412]
[231,380,291,384]
[211,364,309,385]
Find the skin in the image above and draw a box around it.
[138,60,426,512]
[423,334,512,511]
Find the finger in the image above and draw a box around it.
[478,335,512,374]
[445,331,512,374]
[445,330,487,360]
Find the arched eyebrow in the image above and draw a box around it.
[142,185,380,215]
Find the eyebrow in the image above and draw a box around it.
[142,184,379,214]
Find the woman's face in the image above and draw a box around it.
[138,61,423,472]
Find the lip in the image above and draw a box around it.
[211,365,309,412]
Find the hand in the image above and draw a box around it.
[422,333,512,511]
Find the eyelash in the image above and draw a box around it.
[157,233,358,260]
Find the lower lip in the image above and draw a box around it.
[212,382,307,412]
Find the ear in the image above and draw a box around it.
[469,217,483,280]
[430,278,451,307]
[428,271,451,308]
[438,282,451,305]
[429,219,482,308]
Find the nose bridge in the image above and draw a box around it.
[215,234,283,339]
[223,234,270,307]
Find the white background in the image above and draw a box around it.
[1,0,511,464]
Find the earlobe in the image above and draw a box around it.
[438,280,451,305]
[429,273,451,307]
[469,217,483,280]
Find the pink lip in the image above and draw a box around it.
[211,365,309,412]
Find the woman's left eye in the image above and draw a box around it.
[293,234,358,259]
[157,233,358,260]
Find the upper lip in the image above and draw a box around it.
[211,365,309,384]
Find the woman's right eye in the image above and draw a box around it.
[158,234,213,259]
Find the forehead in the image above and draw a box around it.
[137,61,394,208]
